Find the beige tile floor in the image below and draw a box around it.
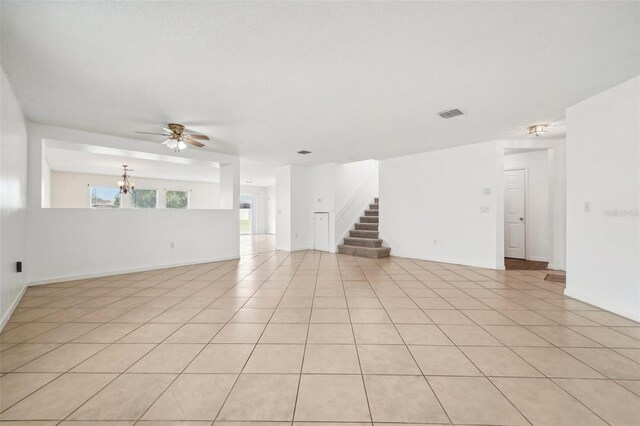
[1,235,639,425]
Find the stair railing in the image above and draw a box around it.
[334,164,379,248]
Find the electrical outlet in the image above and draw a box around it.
[482,188,491,195]
[480,206,490,213]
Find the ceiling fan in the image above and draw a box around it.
[136,123,209,152]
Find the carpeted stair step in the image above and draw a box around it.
[343,237,382,248]
[349,229,379,239]
[355,223,378,231]
[360,216,379,223]
[364,209,379,216]
[338,244,390,259]
[374,197,379,203]
[369,203,379,210]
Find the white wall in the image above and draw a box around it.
[28,208,239,284]
[275,161,379,252]
[566,76,640,321]
[51,171,221,209]
[266,186,276,234]
[41,159,51,208]
[380,141,504,269]
[290,165,312,251]
[27,124,241,284]
[504,150,551,262]
[275,166,292,251]
[0,69,28,329]
[306,163,336,250]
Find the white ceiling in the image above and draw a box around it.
[45,146,221,183]
[2,2,639,167]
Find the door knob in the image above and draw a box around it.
[519,217,524,221]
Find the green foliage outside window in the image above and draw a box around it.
[132,189,157,208]
[166,190,189,209]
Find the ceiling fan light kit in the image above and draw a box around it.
[136,123,209,152]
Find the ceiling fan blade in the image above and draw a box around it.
[186,134,210,140]
[136,131,171,136]
[184,138,205,148]
[160,126,173,134]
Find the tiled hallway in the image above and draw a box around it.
[1,238,639,425]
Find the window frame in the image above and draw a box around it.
[88,186,122,209]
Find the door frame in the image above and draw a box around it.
[504,167,528,260]
[239,194,256,235]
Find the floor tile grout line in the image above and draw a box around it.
[357,255,454,426]
[3,241,639,424]
[211,249,304,424]
[402,256,618,425]
[52,257,245,423]
[0,259,234,414]
[40,252,277,422]
[340,254,375,425]
[290,250,320,425]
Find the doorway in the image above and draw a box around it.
[239,194,254,235]
[504,168,526,259]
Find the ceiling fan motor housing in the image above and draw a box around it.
[168,123,185,136]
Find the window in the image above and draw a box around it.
[166,190,189,209]
[132,189,157,208]
[90,187,121,208]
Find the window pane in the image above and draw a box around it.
[132,189,157,208]
[166,190,189,209]
[90,187,121,208]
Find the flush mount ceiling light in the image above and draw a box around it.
[528,123,549,136]
[297,150,312,154]
[117,164,135,195]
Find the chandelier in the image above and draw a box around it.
[118,165,135,194]
[528,123,549,136]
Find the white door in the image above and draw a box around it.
[504,169,526,259]
[314,212,329,252]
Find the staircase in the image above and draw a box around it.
[337,197,391,259]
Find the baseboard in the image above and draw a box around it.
[389,250,502,271]
[526,256,549,262]
[0,284,27,332]
[27,255,241,287]
[564,288,640,322]
[547,263,566,271]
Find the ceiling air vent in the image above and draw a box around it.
[297,150,312,154]
[437,109,464,119]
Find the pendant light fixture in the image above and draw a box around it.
[118,165,135,194]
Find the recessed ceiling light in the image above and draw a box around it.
[528,123,549,136]
[437,108,464,119]
[297,150,312,154]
